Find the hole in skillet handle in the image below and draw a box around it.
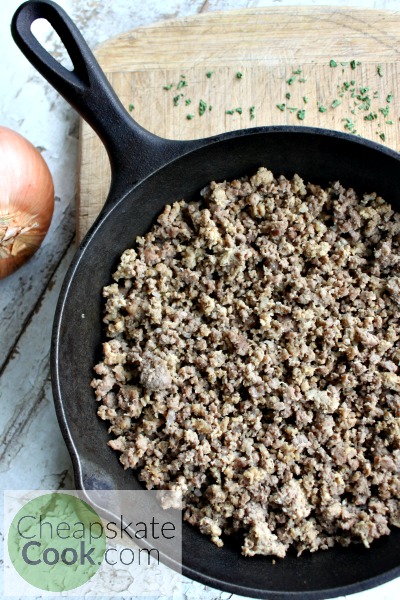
[10,0,193,213]
[31,17,74,71]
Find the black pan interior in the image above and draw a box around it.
[53,129,400,599]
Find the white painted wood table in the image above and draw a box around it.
[1,0,399,598]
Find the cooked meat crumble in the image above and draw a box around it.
[91,167,400,557]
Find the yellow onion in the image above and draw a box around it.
[0,126,54,279]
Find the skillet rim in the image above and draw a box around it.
[51,124,400,599]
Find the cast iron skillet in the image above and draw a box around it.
[12,1,400,598]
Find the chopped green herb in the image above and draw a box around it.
[342,117,356,133]
[303,96,309,104]
[318,104,327,113]
[128,103,135,112]
[276,103,286,111]
[350,80,355,86]
[387,120,393,125]
[249,106,255,120]
[379,106,390,118]
[177,79,187,90]
[226,109,235,115]
[186,114,194,120]
[235,107,243,114]
[297,109,306,120]
[379,132,386,141]
[206,71,214,78]
[163,84,173,90]
[299,78,306,83]
[331,99,342,108]
[173,94,183,106]
[355,91,371,111]
[386,94,393,103]
[199,99,207,116]
[209,105,213,111]
[286,76,296,85]
[285,92,291,100]
[329,59,338,67]
[364,112,378,121]
[350,60,361,69]
[287,107,298,113]
[293,68,302,75]
[377,64,383,77]
[236,72,243,79]
[373,91,379,98]
[185,98,191,105]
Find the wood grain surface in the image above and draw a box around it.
[78,6,400,241]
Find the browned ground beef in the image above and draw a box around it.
[91,168,400,557]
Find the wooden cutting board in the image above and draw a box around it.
[78,6,400,242]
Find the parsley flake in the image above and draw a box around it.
[331,99,342,108]
[297,109,306,120]
[173,94,183,106]
[329,59,338,67]
[342,117,356,133]
[128,104,135,112]
[199,99,207,116]
[276,103,286,112]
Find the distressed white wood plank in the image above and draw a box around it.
[0,242,76,491]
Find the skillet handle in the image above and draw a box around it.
[11,0,187,208]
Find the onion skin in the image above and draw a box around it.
[0,126,54,279]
